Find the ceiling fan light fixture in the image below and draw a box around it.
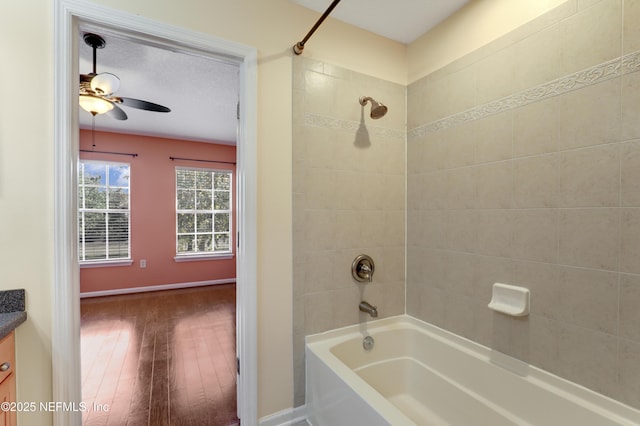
[90,72,120,95]
[79,94,114,116]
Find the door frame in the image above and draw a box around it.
[53,1,258,424]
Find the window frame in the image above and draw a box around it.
[78,160,132,267]
[174,166,233,260]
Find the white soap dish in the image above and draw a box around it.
[488,283,530,317]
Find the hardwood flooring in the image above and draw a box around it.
[80,284,239,426]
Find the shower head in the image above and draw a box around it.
[359,96,388,119]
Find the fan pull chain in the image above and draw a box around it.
[91,116,96,150]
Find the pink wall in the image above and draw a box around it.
[79,130,236,293]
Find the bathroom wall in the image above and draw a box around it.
[292,57,406,405]
[79,130,236,294]
[407,0,640,408]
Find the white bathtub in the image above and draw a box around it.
[305,315,640,426]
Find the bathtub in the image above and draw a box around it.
[305,315,640,426]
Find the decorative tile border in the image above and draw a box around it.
[303,112,406,140]
[408,49,640,140]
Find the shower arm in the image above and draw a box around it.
[293,0,341,55]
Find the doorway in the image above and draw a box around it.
[54,1,258,424]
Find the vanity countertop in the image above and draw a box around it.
[0,289,26,339]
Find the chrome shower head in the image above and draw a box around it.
[359,96,388,119]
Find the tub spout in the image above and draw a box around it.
[359,301,378,318]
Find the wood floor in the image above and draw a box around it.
[80,284,239,426]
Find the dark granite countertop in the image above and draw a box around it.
[0,290,26,339]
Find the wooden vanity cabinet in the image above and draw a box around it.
[0,332,16,426]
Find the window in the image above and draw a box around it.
[176,167,232,257]
[78,161,131,264]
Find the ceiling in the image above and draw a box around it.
[78,1,468,144]
[292,0,469,44]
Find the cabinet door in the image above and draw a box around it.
[0,332,15,426]
[0,373,15,426]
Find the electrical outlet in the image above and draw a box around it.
[140,259,147,268]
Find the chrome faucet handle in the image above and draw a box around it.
[352,254,375,283]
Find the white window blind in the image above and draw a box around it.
[176,167,232,256]
[78,161,131,263]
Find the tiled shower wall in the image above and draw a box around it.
[292,58,406,405]
[407,0,640,408]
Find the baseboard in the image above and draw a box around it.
[258,405,307,426]
[79,278,236,298]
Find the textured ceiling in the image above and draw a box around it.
[78,29,239,145]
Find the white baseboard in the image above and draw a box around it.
[80,278,236,298]
[259,405,307,426]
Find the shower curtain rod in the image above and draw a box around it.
[169,156,236,165]
[80,149,138,157]
[293,0,341,55]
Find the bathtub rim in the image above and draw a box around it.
[305,314,640,425]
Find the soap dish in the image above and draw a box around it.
[488,283,530,317]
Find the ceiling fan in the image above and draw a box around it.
[79,33,171,120]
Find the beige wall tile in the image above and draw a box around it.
[624,0,640,54]
[557,266,618,334]
[422,171,447,210]
[474,256,515,298]
[443,251,476,297]
[529,316,562,374]
[621,208,640,274]
[476,43,516,104]
[621,140,640,206]
[304,168,335,210]
[557,78,621,150]
[513,153,559,208]
[561,0,622,75]
[303,70,338,116]
[619,339,640,408]
[559,208,619,270]
[475,111,513,164]
[620,273,640,342]
[476,210,514,257]
[424,66,476,123]
[383,210,406,248]
[622,72,640,141]
[559,144,620,207]
[407,174,420,211]
[443,292,476,341]
[444,123,477,169]
[407,284,446,326]
[422,133,447,173]
[407,136,424,175]
[490,314,531,362]
[445,167,478,209]
[512,260,561,320]
[512,24,563,93]
[513,97,560,158]
[556,322,618,398]
[476,162,514,209]
[512,209,559,263]
[444,210,478,253]
[420,210,446,249]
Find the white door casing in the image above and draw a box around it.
[53,1,258,424]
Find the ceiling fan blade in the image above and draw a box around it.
[107,103,128,121]
[119,97,171,113]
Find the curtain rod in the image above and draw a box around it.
[293,0,341,55]
[80,149,138,157]
[169,156,236,165]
